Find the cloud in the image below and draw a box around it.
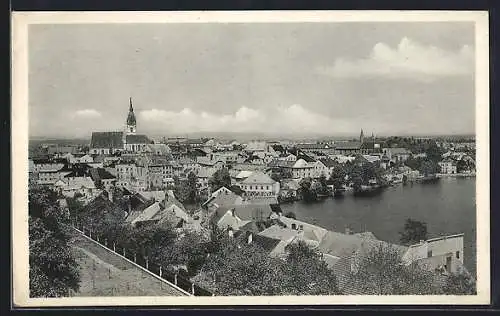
[139,105,353,135]
[73,109,102,118]
[318,37,474,81]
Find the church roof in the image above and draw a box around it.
[90,131,124,149]
[126,134,153,144]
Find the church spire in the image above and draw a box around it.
[360,129,364,143]
[126,97,137,135]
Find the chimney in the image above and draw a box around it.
[247,233,253,244]
[345,227,352,235]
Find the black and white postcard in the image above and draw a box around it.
[11,11,490,306]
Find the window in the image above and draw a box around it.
[456,251,460,259]
[427,249,432,258]
[261,186,263,190]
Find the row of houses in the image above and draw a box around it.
[202,185,469,294]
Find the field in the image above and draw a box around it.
[69,233,186,297]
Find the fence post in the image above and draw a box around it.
[145,257,149,270]
[104,238,107,247]
[123,248,126,257]
[159,266,162,278]
[191,283,195,295]
[89,230,92,239]
[174,273,178,285]
[113,242,116,252]
[134,253,136,263]
[97,235,100,243]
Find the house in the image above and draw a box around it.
[244,140,269,153]
[438,160,457,174]
[196,167,218,195]
[402,234,464,274]
[147,161,182,188]
[296,143,335,155]
[216,203,274,231]
[279,179,300,200]
[318,157,338,177]
[383,148,412,162]
[145,143,171,156]
[36,164,72,185]
[290,159,315,179]
[231,170,254,185]
[334,141,362,155]
[54,176,97,198]
[239,171,280,198]
[89,168,117,191]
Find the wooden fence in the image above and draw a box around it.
[72,221,214,297]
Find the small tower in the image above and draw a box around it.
[126,97,137,135]
[360,129,364,144]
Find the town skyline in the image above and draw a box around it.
[29,22,475,138]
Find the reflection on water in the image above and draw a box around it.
[281,178,477,276]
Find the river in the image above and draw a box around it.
[280,177,476,276]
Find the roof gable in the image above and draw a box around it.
[240,171,276,185]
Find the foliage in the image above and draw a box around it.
[29,187,80,297]
[174,172,198,204]
[419,159,441,176]
[399,218,428,246]
[198,237,339,295]
[281,241,340,295]
[209,168,231,192]
[348,243,439,295]
[298,177,317,202]
[157,231,209,276]
[270,168,292,182]
[329,164,346,191]
[122,223,177,260]
[442,271,477,295]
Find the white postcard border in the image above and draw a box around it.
[11,10,490,307]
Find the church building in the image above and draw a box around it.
[89,98,153,155]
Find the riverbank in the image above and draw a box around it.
[280,177,476,277]
[436,172,476,178]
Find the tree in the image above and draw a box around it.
[425,141,444,163]
[348,243,438,295]
[29,187,80,297]
[329,165,346,191]
[399,218,428,246]
[209,168,231,192]
[442,271,477,295]
[175,172,198,204]
[270,168,292,182]
[419,159,440,177]
[281,241,340,295]
[198,238,285,295]
[298,177,317,202]
[158,231,209,276]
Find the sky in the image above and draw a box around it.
[28,22,475,139]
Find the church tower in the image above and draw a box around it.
[360,129,364,144]
[126,97,137,135]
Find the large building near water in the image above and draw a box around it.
[89,98,153,155]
